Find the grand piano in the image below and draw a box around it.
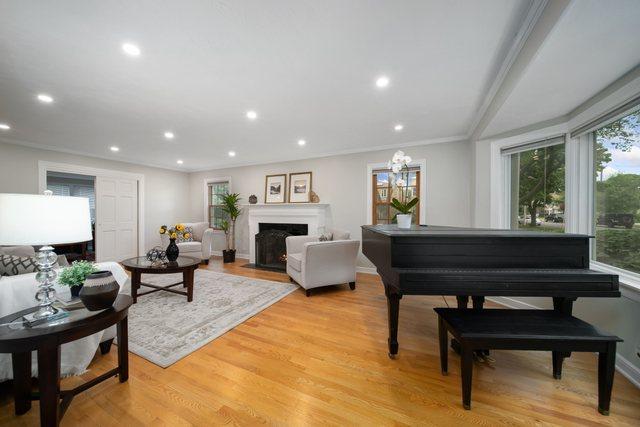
[361,224,620,358]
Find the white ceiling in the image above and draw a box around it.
[0,1,638,171]
[483,0,640,137]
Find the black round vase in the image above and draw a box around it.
[166,238,179,262]
[80,271,119,311]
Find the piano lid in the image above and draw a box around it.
[361,224,593,239]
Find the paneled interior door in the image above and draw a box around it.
[95,177,138,262]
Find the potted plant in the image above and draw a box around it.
[57,260,99,297]
[220,193,242,263]
[388,150,419,229]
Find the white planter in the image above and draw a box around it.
[396,214,412,229]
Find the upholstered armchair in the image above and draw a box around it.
[160,222,214,264]
[285,229,360,296]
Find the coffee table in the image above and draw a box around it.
[0,294,132,426]
[121,256,200,303]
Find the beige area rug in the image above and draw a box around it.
[127,269,297,367]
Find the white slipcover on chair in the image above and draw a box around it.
[160,222,214,264]
[286,229,360,296]
[0,261,130,380]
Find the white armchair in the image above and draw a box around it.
[285,229,360,296]
[160,222,214,264]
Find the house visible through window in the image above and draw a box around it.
[371,167,420,224]
[592,107,640,274]
[208,181,230,229]
[503,137,566,233]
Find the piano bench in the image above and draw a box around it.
[434,308,622,415]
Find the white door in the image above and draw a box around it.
[96,177,138,262]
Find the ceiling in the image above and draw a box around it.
[0,1,638,171]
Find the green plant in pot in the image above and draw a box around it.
[388,150,419,229]
[220,192,242,263]
[57,260,99,297]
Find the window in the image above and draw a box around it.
[503,137,565,233]
[592,108,640,274]
[208,181,230,229]
[371,167,420,225]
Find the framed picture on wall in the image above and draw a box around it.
[288,172,312,203]
[265,174,287,203]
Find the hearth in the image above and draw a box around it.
[255,223,308,271]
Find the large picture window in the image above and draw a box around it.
[593,108,640,274]
[371,167,420,225]
[504,137,565,233]
[208,181,229,230]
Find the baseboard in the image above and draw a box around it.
[616,353,640,389]
[489,296,640,389]
[356,266,379,275]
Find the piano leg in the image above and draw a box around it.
[553,297,577,360]
[452,296,490,357]
[386,291,402,359]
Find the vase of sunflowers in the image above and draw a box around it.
[159,224,190,262]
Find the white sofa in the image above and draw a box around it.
[160,222,214,264]
[285,229,360,296]
[0,261,130,381]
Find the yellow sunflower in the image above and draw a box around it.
[159,228,166,234]
[183,232,191,239]
[170,232,178,239]
[175,224,185,232]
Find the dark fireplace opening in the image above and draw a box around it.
[255,223,308,271]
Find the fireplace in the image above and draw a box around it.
[255,223,308,271]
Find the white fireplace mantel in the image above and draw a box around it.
[246,203,330,263]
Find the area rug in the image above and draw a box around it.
[127,269,297,367]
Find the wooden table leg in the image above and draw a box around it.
[438,317,448,375]
[117,316,129,382]
[37,339,61,427]
[131,271,141,304]
[11,351,32,415]
[385,290,402,358]
[184,268,194,302]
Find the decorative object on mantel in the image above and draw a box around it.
[309,190,320,203]
[221,193,242,263]
[387,150,418,228]
[0,193,92,320]
[265,174,287,203]
[57,260,99,297]
[79,270,120,311]
[248,194,258,204]
[159,224,191,261]
[288,171,313,203]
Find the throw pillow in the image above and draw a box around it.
[177,226,195,243]
[318,233,333,242]
[0,254,58,277]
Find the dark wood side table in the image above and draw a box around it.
[121,256,200,303]
[0,294,132,427]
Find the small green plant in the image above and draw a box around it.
[58,261,98,287]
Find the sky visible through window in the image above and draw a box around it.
[598,112,640,181]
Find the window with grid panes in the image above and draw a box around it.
[208,181,230,229]
[371,167,420,224]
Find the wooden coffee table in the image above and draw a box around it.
[121,256,200,303]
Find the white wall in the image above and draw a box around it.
[188,140,473,268]
[0,141,191,251]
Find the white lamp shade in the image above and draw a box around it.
[0,193,92,246]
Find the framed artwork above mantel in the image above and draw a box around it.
[264,174,287,204]
[288,172,313,203]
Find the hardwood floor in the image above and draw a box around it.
[1,257,639,426]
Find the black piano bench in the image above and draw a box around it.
[434,308,622,415]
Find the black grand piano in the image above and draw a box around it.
[361,224,620,358]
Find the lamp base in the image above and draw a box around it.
[34,245,59,320]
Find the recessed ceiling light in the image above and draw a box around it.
[0,123,10,130]
[110,146,120,152]
[298,139,306,146]
[246,110,257,120]
[228,151,236,157]
[37,94,54,103]
[164,131,175,140]
[176,159,184,165]
[375,75,390,88]
[394,124,404,132]
[122,43,141,57]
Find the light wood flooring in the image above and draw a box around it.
[1,257,639,426]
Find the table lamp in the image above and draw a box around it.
[0,192,92,319]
